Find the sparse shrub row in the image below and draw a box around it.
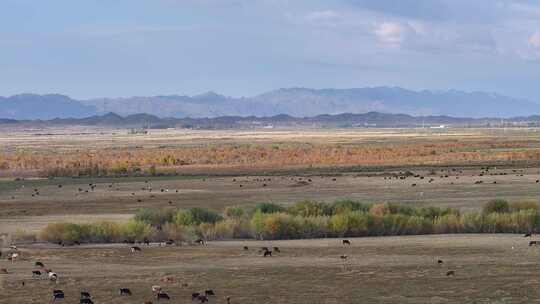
[39,199,540,243]
[0,141,533,177]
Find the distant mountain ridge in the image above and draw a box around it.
[2,111,538,129]
[1,87,539,120]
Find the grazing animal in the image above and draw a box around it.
[48,271,59,282]
[205,290,215,296]
[530,241,539,246]
[52,290,64,301]
[119,288,132,296]
[437,259,443,265]
[192,293,201,300]
[227,296,231,304]
[131,246,142,253]
[261,246,269,252]
[524,233,532,237]
[273,247,280,253]
[80,299,94,304]
[165,240,174,245]
[156,292,170,301]
[80,291,91,299]
[446,270,455,276]
[263,250,272,257]
[342,239,351,245]
[194,239,206,246]
[35,261,45,267]
[340,255,348,260]
[243,246,249,251]
[32,270,41,277]
[10,252,19,263]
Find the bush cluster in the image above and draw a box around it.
[39,199,540,243]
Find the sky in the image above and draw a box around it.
[2,0,540,101]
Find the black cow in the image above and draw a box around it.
[194,239,206,246]
[243,246,249,251]
[80,299,93,304]
[446,270,455,276]
[524,233,532,237]
[204,290,215,296]
[342,240,351,245]
[530,241,539,246]
[32,270,41,278]
[80,291,91,299]
[35,261,45,267]
[52,290,64,301]
[156,292,170,301]
[119,288,132,296]
[263,250,272,257]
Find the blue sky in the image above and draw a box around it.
[2,0,540,100]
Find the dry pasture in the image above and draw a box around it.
[1,235,540,303]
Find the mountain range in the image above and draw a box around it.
[1,111,537,129]
[1,87,539,120]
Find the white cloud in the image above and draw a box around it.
[373,22,410,46]
[529,32,540,48]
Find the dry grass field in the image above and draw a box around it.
[3,127,540,303]
[1,235,540,304]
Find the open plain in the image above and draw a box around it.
[3,127,540,303]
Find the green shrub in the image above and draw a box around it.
[122,219,154,241]
[332,199,371,214]
[89,221,123,242]
[288,200,333,217]
[250,210,266,239]
[262,213,302,239]
[174,208,223,226]
[511,201,540,211]
[37,199,540,243]
[483,199,510,214]
[135,208,176,226]
[330,211,369,237]
[255,202,285,214]
[224,206,246,219]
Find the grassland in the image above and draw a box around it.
[3,127,540,303]
[2,235,540,304]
